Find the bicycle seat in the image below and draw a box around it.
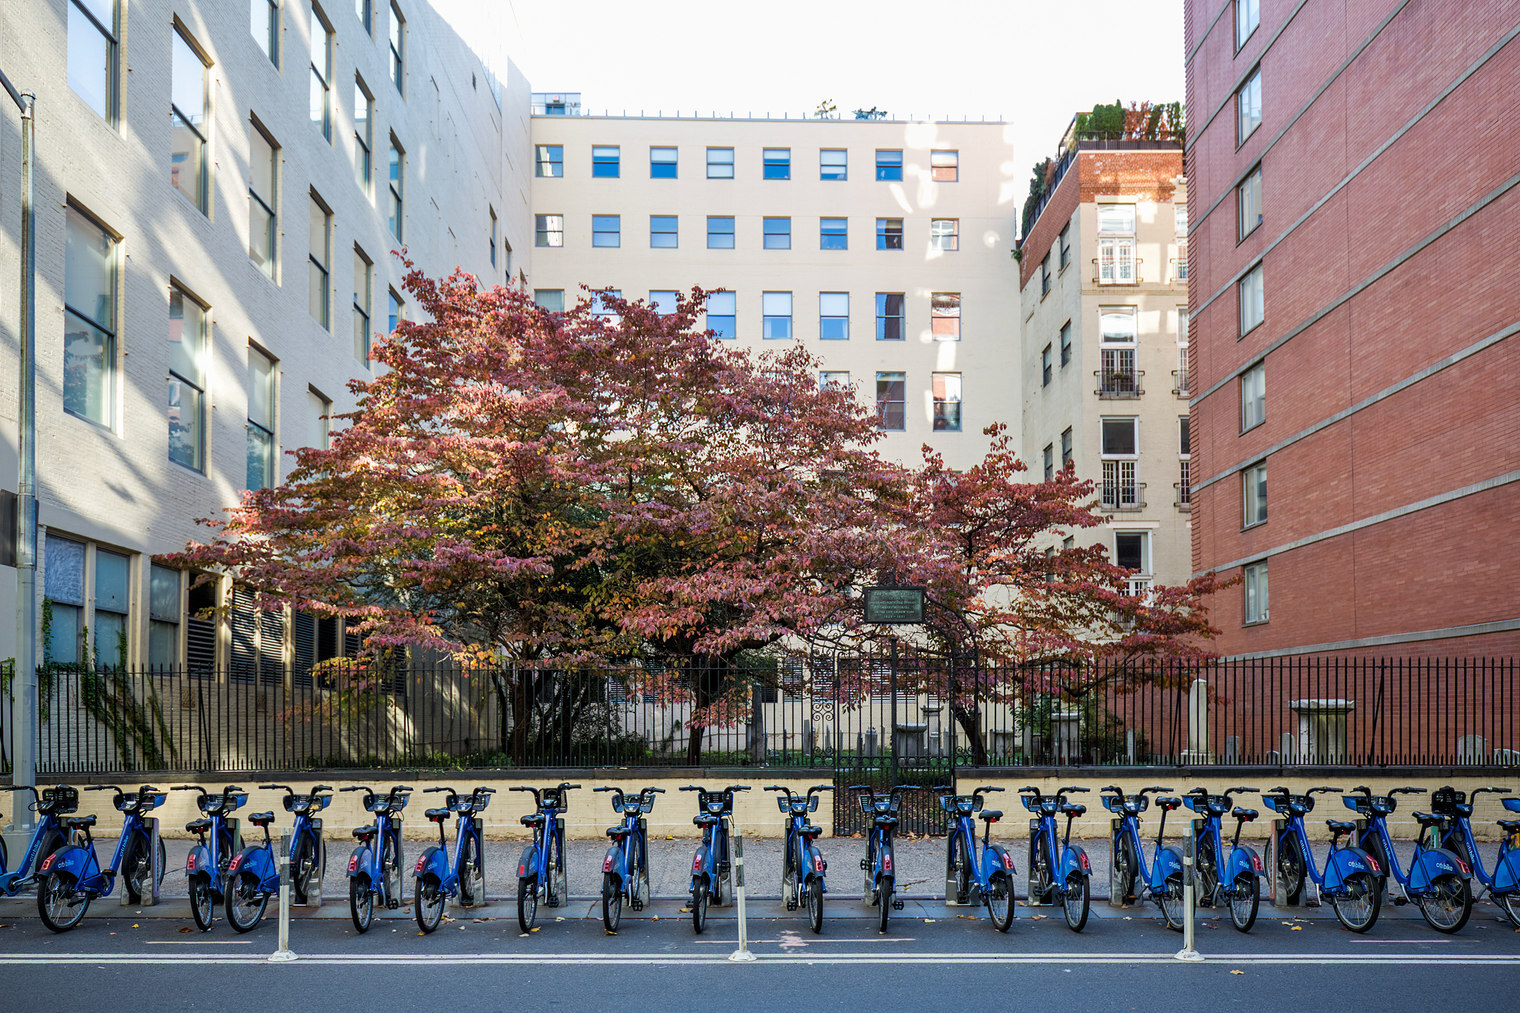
[606,825,633,838]
[520,813,546,828]
[1232,807,1259,823]
[65,815,97,831]
[873,814,899,829]
[1157,797,1182,812]
[352,824,378,841]
[1062,803,1087,818]
[1497,819,1520,834]
[978,810,1003,823]
[1411,811,1447,828]
[247,812,276,828]
[801,824,823,838]
[425,808,451,823]
[186,818,212,834]
[1325,819,1356,835]
[693,813,720,828]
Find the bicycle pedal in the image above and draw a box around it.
[786,900,798,911]
[1392,896,1408,906]
[892,900,904,910]
[630,899,643,911]
[385,897,400,910]
[861,859,870,870]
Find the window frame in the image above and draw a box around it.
[253,0,280,65]
[649,214,678,249]
[930,149,959,182]
[309,4,333,143]
[1238,163,1263,240]
[706,146,734,179]
[875,292,905,342]
[762,216,791,251]
[1059,320,1073,367]
[535,144,564,178]
[1243,559,1269,624]
[1240,361,1266,432]
[170,24,211,213]
[762,147,791,180]
[875,371,906,430]
[1238,66,1263,145]
[649,146,678,179]
[68,0,119,124]
[931,292,961,341]
[932,372,962,431]
[167,282,208,472]
[387,134,404,240]
[353,76,374,194]
[1058,224,1071,270]
[820,148,847,181]
[1236,0,1260,50]
[818,292,849,341]
[388,1,405,95]
[1041,344,1053,387]
[1239,262,1265,334]
[706,291,736,339]
[248,118,279,278]
[535,213,564,248]
[308,191,332,329]
[876,217,903,251]
[820,217,847,250]
[353,245,372,364]
[246,345,277,490]
[592,213,621,248]
[875,149,903,181]
[930,218,959,252]
[1242,460,1268,528]
[592,145,621,178]
[63,203,119,428]
[762,291,793,340]
[706,215,735,250]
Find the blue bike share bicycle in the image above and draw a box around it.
[343,784,412,933]
[37,785,169,932]
[1182,785,1264,932]
[1020,785,1093,931]
[0,786,79,898]
[221,783,333,933]
[767,784,832,933]
[933,784,1016,932]
[1261,785,1382,933]
[414,785,495,933]
[596,786,663,931]
[1431,785,1520,926]
[1100,785,1186,930]
[177,784,246,930]
[512,782,578,932]
[848,784,917,933]
[1345,785,1472,933]
[680,783,749,933]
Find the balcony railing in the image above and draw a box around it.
[1101,460,1145,511]
[1172,369,1190,398]
[1175,469,1192,510]
[1093,253,1141,285]
[1095,351,1143,398]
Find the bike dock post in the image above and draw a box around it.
[728,820,756,963]
[300,819,322,908]
[123,815,161,908]
[1107,816,1128,909]
[1267,812,1286,907]
[944,831,968,906]
[1175,815,1203,962]
[270,830,296,963]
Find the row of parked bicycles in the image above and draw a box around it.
[2,780,1517,939]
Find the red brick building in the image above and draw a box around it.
[1183,0,1520,658]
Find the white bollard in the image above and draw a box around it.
[1175,818,1203,962]
[728,820,756,963]
[270,831,296,962]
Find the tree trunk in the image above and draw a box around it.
[952,701,989,767]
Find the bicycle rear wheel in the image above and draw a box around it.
[1159,870,1185,931]
[1415,873,1471,934]
[987,871,1014,932]
[225,870,269,933]
[691,880,708,934]
[602,872,622,932]
[1063,872,1090,932]
[1229,871,1259,932]
[517,876,538,932]
[877,875,893,934]
[37,870,88,932]
[415,876,445,934]
[805,877,824,934]
[1330,870,1381,933]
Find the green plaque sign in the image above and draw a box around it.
[863,586,925,624]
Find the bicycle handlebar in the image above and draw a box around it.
[1389,786,1425,795]
[1307,786,1342,795]
[85,784,123,794]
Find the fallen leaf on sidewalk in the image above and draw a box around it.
[679,907,691,913]
[554,916,564,922]
[1030,915,1046,921]
[131,923,140,928]
[178,926,192,933]
[1290,925,1303,931]
[1230,970,1245,975]
[923,918,935,923]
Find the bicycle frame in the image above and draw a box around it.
[598,787,660,910]
[1022,786,1092,901]
[344,784,412,908]
[850,784,915,911]
[512,782,578,904]
[938,786,1016,897]
[230,785,333,896]
[767,785,831,908]
[681,784,748,909]
[1345,787,1470,901]
[1434,787,1520,896]
[1103,788,1183,897]
[178,785,246,902]
[0,785,78,894]
[39,786,166,897]
[1183,787,1263,904]
[416,786,493,900]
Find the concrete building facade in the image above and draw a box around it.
[1017,131,1191,594]
[1183,0,1520,657]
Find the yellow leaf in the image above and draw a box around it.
[1230,970,1245,975]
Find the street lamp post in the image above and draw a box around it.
[2,69,38,838]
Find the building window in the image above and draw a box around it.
[1058,224,1071,269]
[1239,164,1263,239]
[706,291,736,338]
[1114,531,1151,581]
[1040,253,1051,295]
[1178,416,1192,507]
[253,0,279,65]
[931,149,959,182]
[356,0,372,34]
[820,217,847,250]
[876,218,904,250]
[1041,345,1053,387]
[649,290,679,316]
[1243,560,1268,623]
[1097,204,1136,284]
[43,535,86,664]
[1236,0,1260,49]
[534,289,564,312]
[592,145,620,178]
[1043,444,1055,481]
[536,144,563,177]
[308,386,331,450]
[707,146,734,179]
[820,370,850,389]
[1241,361,1266,431]
[64,205,117,427]
[353,246,372,363]
[247,346,277,490]
[931,293,961,341]
[876,293,904,341]
[763,217,791,250]
[1175,308,1191,395]
[1238,67,1262,144]
[489,207,499,267]
[931,218,959,252]
[535,213,564,248]
[68,0,117,122]
[1101,417,1140,510]
[1098,306,1139,396]
[309,193,331,328]
[933,373,962,431]
[309,5,333,142]
[876,372,906,430]
[707,215,735,249]
[591,214,621,248]
[388,1,405,94]
[171,26,210,212]
[148,563,181,667]
[388,287,403,334]
[650,214,678,248]
[650,146,677,178]
[819,292,849,340]
[1061,427,1073,469]
[1060,320,1072,366]
[248,120,278,277]
[763,148,791,180]
[875,149,903,181]
[1243,461,1268,528]
[353,77,374,193]
[1239,262,1265,334]
[762,292,792,339]
[166,284,207,472]
[820,148,847,180]
[388,135,404,240]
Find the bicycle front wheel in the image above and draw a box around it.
[1498,890,1520,928]
[1415,872,1471,934]
[805,877,824,934]
[123,833,167,904]
[458,833,482,907]
[37,870,88,932]
[291,834,320,904]
[1031,833,1052,903]
[950,834,972,904]
[1112,833,1138,904]
[1063,872,1090,932]
[1195,834,1218,905]
[190,875,215,932]
[877,875,893,934]
[1277,833,1306,904]
[415,876,445,934]
[1330,870,1381,933]
[381,833,402,907]
[225,870,269,933]
[1229,871,1259,932]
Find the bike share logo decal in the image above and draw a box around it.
[1347,859,1364,871]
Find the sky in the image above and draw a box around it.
[482,0,1186,190]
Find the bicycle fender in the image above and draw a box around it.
[1409,846,1470,891]
[688,845,710,892]
[414,845,448,883]
[1060,844,1092,881]
[228,845,276,890]
[185,842,212,877]
[1153,845,1185,884]
[1323,846,1377,890]
[516,844,539,881]
[1227,845,1264,883]
[347,844,375,883]
[602,843,624,879]
[804,844,827,888]
[982,844,1016,880]
[37,844,93,882]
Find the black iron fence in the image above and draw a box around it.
[2,655,1516,777]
